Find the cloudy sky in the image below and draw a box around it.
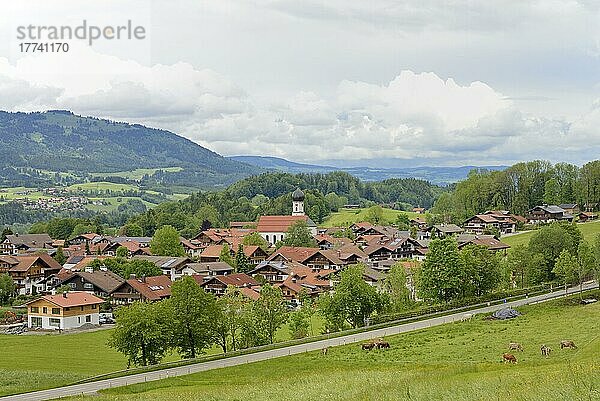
[1,0,599,167]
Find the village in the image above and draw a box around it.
[1,188,596,332]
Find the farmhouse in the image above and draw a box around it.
[527,205,574,224]
[25,291,103,330]
[1,234,53,255]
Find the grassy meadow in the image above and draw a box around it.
[68,292,600,401]
[503,220,600,248]
[322,208,423,227]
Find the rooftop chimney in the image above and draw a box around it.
[62,292,67,298]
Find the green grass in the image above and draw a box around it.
[68,293,600,401]
[503,220,600,248]
[67,182,138,192]
[89,167,183,181]
[322,208,422,228]
[0,315,323,397]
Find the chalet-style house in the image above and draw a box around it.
[314,234,352,250]
[578,212,597,222]
[412,207,425,214]
[180,261,234,278]
[526,205,574,224]
[456,234,511,254]
[200,273,259,297]
[363,237,428,261]
[463,211,521,235]
[180,238,201,258]
[59,270,125,298]
[427,224,464,238]
[132,255,191,281]
[256,189,317,246]
[558,203,580,215]
[268,246,348,270]
[198,244,267,265]
[6,254,62,295]
[111,275,172,304]
[25,291,103,330]
[0,234,54,255]
[249,261,290,284]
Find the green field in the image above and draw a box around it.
[503,220,600,248]
[89,167,183,181]
[0,315,324,397]
[322,208,423,227]
[67,182,139,192]
[68,292,600,401]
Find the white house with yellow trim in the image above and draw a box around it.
[25,292,103,330]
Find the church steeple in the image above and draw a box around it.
[292,188,305,216]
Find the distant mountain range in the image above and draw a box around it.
[0,110,261,188]
[228,156,507,184]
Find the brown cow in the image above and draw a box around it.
[540,345,552,357]
[508,342,523,352]
[560,340,577,349]
[362,343,375,351]
[376,341,390,349]
[502,353,517,364]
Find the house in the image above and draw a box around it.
[1,234,54,255]
[110,275,172,304]
[132,255,191,281]
[314,234,352,250]
[559,203,580,215]
[180,262,234,278]
[456,234,511,253]
[59,270,125,298]
[256,189,317,246]
[268,246,345,270]
[364,237,426,261]
[428,224,463,238]
[69,233,101,246]
[25,291,103,330]
[180,238,202,258]
[412,207,425,214]
[526,205,574,224]
[578,212,597,223]
[410,216,429,230]
[249,261,290,284]
[200,273,259,297]
[8,254,62,295]
[276,263,332,302]
[103,240,150,257]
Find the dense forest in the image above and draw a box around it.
[431,160,600,222]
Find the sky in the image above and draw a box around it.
[0,0,599,167]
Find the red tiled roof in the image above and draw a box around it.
[126,275,172,301]
[268,246,320,263]
[9,254,62,273]
[256,215,310,233]
[29,291,104,308]
[213,273,259,287]
[239,286,261,300]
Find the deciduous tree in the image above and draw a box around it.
[150,225,185,257]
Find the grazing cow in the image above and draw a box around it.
[376,341,390,349]
[508,342,523,352]
[321,347,329,356]
[502,353,517,364]
[362,343,375,351]
[560,340,577,349]
[540,345,552,357]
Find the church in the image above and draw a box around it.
[256,188,318,246]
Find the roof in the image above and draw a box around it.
[239,286,261,300]
[64,270,125,293]
[292,188,305,201]
[133,255,191,271]
[531,205,566,214]
[5,234,53,248]
[27,291,104,308]
[200,244,227,258]
[432,224,463,234]
[268,246,320,263]
[70,256,111,271]
[126,275,172,301]
[9,254,62,273]
[256,215,315,233]
[250,261,290,275]
[202,273,259,288]
[184,262,234,274]
[559,203,578,209]
[457,234,511,251]
[467,214,500,224]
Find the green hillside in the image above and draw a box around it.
[503,220,600,248]
[0,110,261,188]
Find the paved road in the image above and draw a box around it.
[2,282,597,401]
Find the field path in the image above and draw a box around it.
[2,282,597,401]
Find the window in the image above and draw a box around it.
[84,283,93,290]
[77,316,81,323]
[30,306,39,313]
[51,308,60,315]
[49,318,60,327]
[91,304,97,309]
[31,317,42,328]
[69,282,76,289]
[65,307,70,311]
[42,307,47,314]
[80,306,84,311]
[85,315,91,323]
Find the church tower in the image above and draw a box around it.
[291,188,305,216]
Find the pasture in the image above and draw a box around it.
[71,292,600,401]
[89,167,183,181]
[503,220,600,248]
[322,208,422,227]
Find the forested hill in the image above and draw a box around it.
[0,110,261,187]
[127,171,443,237]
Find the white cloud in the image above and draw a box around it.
[0,45,598,166]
